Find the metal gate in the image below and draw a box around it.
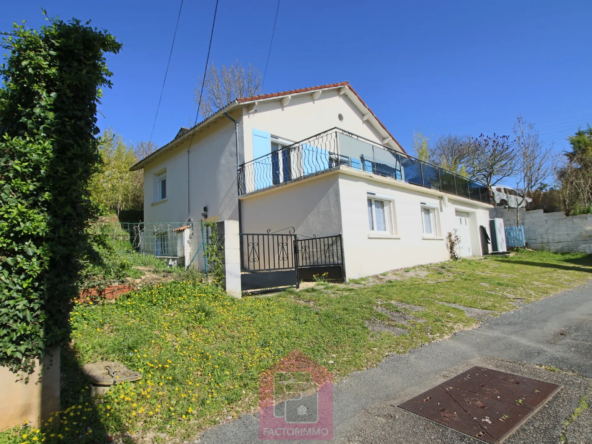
[240,232,344,293]
[296,235,344,282]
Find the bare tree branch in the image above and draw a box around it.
[511,116,552,223]
[465,133,516,187]
[430,134,472,174]
[194,60,262,119]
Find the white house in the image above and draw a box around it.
[131,82,492,288]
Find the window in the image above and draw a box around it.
[155,171,167,202]
[421,206,439,236]
[367,197,392,233]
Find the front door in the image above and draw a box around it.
[455,211,472,257]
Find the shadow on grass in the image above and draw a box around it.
[500,260,592,274]
[58,346,114,443]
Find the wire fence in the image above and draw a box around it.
[91,222,191,258]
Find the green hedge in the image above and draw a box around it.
[0,17,121,374]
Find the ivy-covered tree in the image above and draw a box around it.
[0,17,121,374]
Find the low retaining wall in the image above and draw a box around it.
[0,349,60,430]
[490,208,592,253]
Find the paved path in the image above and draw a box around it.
[198,280,592,444]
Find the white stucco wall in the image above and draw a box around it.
[142,112,241,269]
[240,173,342,237]
[240,89,399,163]
[143,115,240,224]
[337,170,491,279]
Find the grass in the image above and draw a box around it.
[2,250,591,443]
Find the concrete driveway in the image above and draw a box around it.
[197,281,592,444]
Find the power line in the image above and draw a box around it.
[149,0,185,144]
[536,117,591,132]
[262,0,281,88]
[187,0,220,216]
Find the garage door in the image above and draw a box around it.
[455,211,472,257]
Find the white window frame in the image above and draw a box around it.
[271,135,296,183]
[421,204,441,238]
[154,169,167,204]
[367,194,398,238]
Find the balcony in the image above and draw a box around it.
[238,128,491,204]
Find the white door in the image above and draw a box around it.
[455,211,472,257]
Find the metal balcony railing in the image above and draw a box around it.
[238,128,491,204]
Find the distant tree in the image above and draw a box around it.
[430,134,471,175]
[567,124,592,159]
[194,60,262,119]
[465,133,517,188]
[512,117,553,223]
[412,130,431,162]
[556,125,592,215]
[135,140,158,162]
[89,130,145,215]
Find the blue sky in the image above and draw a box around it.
[2,1,590,185]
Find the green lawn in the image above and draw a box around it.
[3,250,591,444]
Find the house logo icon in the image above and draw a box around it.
[259,350,334,440]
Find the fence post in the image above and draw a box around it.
[222,220,242,298]
[294,234,300,289]
[183,227,191,269]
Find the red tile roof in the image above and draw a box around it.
[237,81,405,153]
[131,82,405,171]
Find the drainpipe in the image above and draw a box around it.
[224,112,242,235]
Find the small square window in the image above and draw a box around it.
[368,197,393,234]
[421,206,439,236]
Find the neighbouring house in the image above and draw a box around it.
[130,82,492,286]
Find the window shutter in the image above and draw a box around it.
[252,129,271,160]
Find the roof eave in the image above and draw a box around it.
[129,101,240,171]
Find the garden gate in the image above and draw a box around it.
[505,225,526,248]
[239,231,344,292]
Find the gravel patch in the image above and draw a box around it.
[390,301,427,312]
[374,305,420,324]
[365,318,408,336]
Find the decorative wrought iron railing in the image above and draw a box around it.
[240,232,297,272]
[238,127,491,204]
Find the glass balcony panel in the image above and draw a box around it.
[440,170,456,195]
[400,157,423,186]
[421,163,440,190]
[455,175,470,198]
[469,181,485,202]
[338,133,374,172]
[373,147,402,180]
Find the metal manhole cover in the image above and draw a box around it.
[398,367,561,443]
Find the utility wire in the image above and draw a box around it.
[149,0,185,144]
[262,0,281,88]
[187,0,220,216]
[193,0,219,125]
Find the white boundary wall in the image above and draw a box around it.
[490,208,592,254]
